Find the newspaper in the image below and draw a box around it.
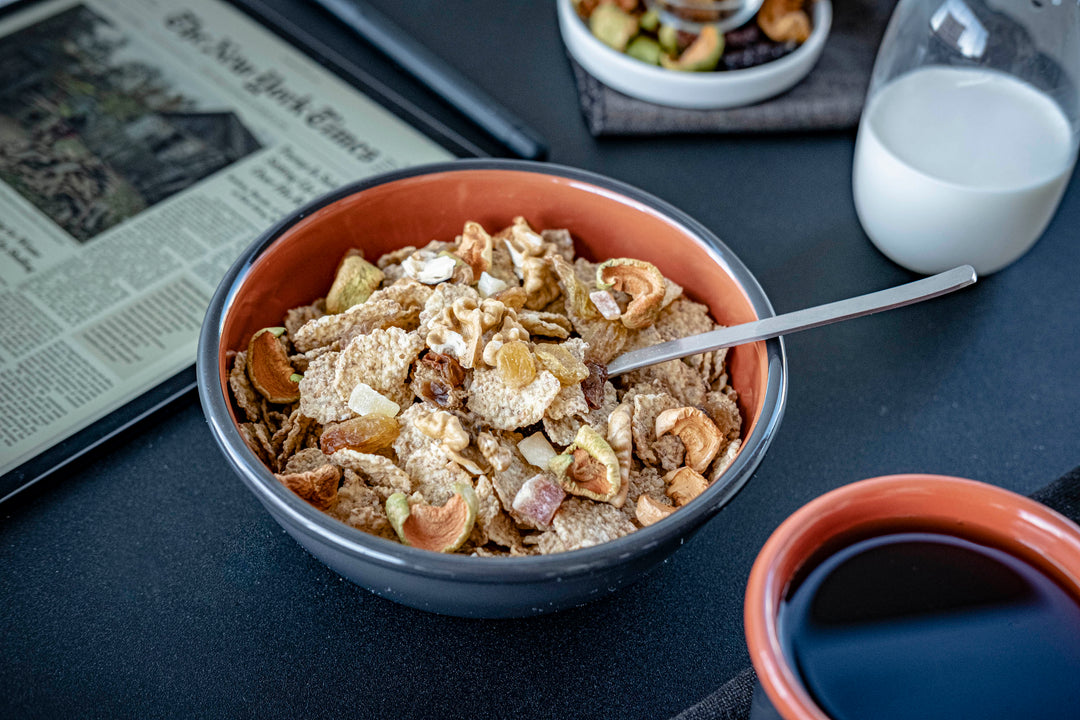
[0,0,454,478]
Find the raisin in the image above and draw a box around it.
[423,380,453,407]
[721,41,795,71]
[496,341,536,389]
[421,351,465,387]
[724,24,763,49]
[582,361,608,410]
[320,415,400,455]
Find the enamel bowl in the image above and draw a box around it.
[197,159,787,617]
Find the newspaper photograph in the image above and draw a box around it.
[0,0,455,480]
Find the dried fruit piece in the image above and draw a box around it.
[512,474,566,526]
[385,481,478,553]
[596,258,666,329]
[347,382,400,417]
[246,327,300,404]
[757,0,810,43]
[421,351,466,387]
[548,425,622,503]
[535,343,589,386]
[517,432,558,469]
[589,290,623,321]
[582,361,608,410]
[319,415,400,455]
[496,340,537,389]
[325,251,384,314]
[276,463,340,510]
[665,466,709,506]
[636,495,676,526]
[481,325,530,367]
[655,407,723,474]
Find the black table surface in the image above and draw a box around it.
[4,1,1079,718]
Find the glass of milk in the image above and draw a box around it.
[853,0,1079,275]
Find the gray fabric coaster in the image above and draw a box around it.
[569,0,894,135]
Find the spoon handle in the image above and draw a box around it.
[606,265,977,377]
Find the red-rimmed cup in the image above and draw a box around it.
[744,474,1080,720]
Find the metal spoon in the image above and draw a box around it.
[606,265,977,377]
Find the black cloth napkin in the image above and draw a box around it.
[569,0,894,136]
[669,466,1080,720]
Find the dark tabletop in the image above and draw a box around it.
[3,1,1079,718]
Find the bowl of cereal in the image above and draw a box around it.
[559,0,831,109]
[197,159,786,617]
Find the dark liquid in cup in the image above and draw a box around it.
[778,532,1080,720]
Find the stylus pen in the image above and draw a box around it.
[310,0,549,160]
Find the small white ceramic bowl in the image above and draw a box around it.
[558,0,832,109]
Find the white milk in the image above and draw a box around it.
[853,66,1076,274]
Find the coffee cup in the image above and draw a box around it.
[744,474,1080,720]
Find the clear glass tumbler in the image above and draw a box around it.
[852,0,1080,275]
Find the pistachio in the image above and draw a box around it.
[658,23,680,54]
[626,35,661,65]
[665,466,710,506]
[660,25,723,72]
[385,481,478,552]
[548,425,622,503]
[325,250,384,313]
[246,327,301,404]
[455,221,493,278]
[639,8,660,32]
[655,407,723,473]
[596,258,666,329]
[636,494,676,526]
[276,463,340,510]
[589,3,639,52]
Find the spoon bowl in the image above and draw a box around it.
[607,265,977,376]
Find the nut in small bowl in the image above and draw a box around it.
[559,0,832,109]
[197,159,786,617]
